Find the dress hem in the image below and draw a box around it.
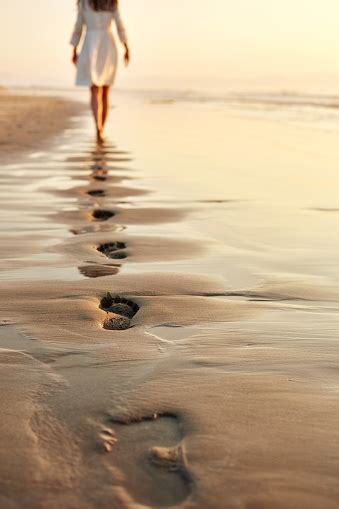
[75,80,116,87]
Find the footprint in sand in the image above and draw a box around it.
[87,189,106,197]
[101,412,192,507]
[97,242,128,260]
[91,163,107,171]
[92,174,107,182]
[100,293,139,330]
[79,265,120,278]
[91,209,115,222]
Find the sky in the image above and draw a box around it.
[1,0,339,92]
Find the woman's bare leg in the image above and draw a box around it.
[102,86,111,132]
[90,85,104,142]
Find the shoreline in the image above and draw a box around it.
[0,91,85,162]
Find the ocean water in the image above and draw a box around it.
[14,85,339,131]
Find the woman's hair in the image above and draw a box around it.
[78,0,118,11]
[90,0,118,10]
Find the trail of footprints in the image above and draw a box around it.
[76,148,139,328]
[77,149,130,277]
[75,149,138,328]
[74,146,192,506]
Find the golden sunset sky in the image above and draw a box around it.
[1,0,339,91]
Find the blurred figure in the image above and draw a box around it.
[70,0,130,143]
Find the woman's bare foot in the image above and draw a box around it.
[96,128,106,145]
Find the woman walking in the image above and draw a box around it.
[70,0,130,143]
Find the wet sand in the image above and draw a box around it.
[1,91,339,508]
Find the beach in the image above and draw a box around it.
[1,89,339,508]
[0,90,85,163]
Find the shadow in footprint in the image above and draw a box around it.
[100,293,139,330]
[92,209,115,222]
[87,189,106,197]
[92,174,107,182]
[97,242,127,260]
[101,412,192,507]
[79,265,119,278]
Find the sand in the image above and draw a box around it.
[0,91,85,162]
[1,90,339,508]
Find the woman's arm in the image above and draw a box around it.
[70,5,84,65]
[113,7,130,66]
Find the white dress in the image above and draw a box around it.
[70,0,128,87]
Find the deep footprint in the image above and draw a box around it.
[97,242,127,260]
[79,265,119,278]
[92,209,115,222]
[104,412,192,507]
[87,189,106,197]
[92,175,107,182]
[100,293,139,330]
